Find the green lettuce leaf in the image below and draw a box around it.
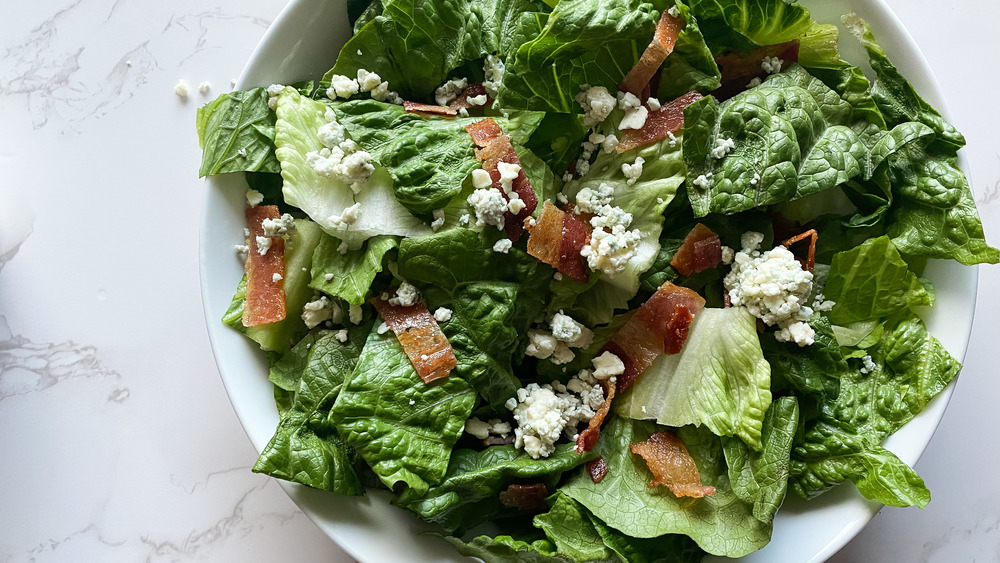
[332,99,545,213]
[562,417,771,557]
[686,0,842,68]
[722,396,798,522]
[328,325,476,494]
[617,307,772,450]
[761,315,845,420]
[656,0,722,100]
[308,234,398,305]
[534,493,617,562]
[221,219,324,353]
[447,535,570,563]
[683,65,872,216]
[253,326,372,494]
[273,88,431,248]
[394,443,593,532]
[824,236,930,325]
[196,88,280,177]
[328,0,551,101]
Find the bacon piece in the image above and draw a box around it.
[447,82,493,111]
[371,296,457,383]
[604,282,705,390]
[403,101,458,116]
[587,457,609,483]
[630,430,716,498]
[498,483,549,511]
[713,40,800,101]
[616,91,702,153]
[525,201,590,282]
[242,205,286,326]
[670,223,722,276]
[782,228,818,272]
[620,10,684,96]
[466,118,538,241]
[575,378,616,453]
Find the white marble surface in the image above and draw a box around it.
[0,1,995,562]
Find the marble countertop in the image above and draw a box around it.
[0,0,996,561]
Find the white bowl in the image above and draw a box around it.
[200,1,979,561]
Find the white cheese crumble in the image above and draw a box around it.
[272,273,283,283]
[506,372,604,458]
[174,79,189,98]
[526,330,559,360]
[601,134,620,153]
[493,238,513,254]
[724,233,815,346]
[746,77,762,89]
[467,94,488,106]
[389,281,420,306]
[859,354,876,374]
[692,173,713,191]
[464,417,511,440]
[376,322,390,335]
[431,209,446,231]
[581,225,642,277]
[575,85,617,127]
[710,137,736,159]
[721,245,735,265]
[245,189,264,207]
[575,183,615,214]
[348,304,363,324]
[592,351,625,380]
[356,69,382,92]
[198,81,211,94]
[668,5,681,17]
[261,213,296,237]
[327,74,360,99]
[549,312,594,349]
[335,329,349,343]
[234,244,249,255]
[497,161,521,195]
[647,97,662,111]
[302,295,338,329]
[433,307,453,323]
[266,84,284,110]
[811,292,836,312]
[761,56,783,75]
[471,168,493,189]
[434,77,468,106]
[484,54,506,98]
[751,172,761,185]
[325,272,335,281]
[508,196,526,215]
[255,236,272,256]
[619,105,649,130]
[329,202,362,229]
[467,188,507,230]
[617,91,641,111]
[621,156,645,186]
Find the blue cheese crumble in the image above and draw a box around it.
[761,56,783,75]
[576,85,616,127]
[433,307,453,323]
[484,54,505,98]
[724,232,816,346]
[710,137,736,159]
[467,188,507,230]
[434,77,468,106]
[493,238,513,254]
[389,281,420,306]
[621,156,645,185]
[506,371,605,458]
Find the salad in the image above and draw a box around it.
[197,0,998,560]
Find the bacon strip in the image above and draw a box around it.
[525,201,590,282]
[713,40,800,101]
[242,205,286,327]
[616,91,702,153]
[587,457,609,483]
[466,118,538,241]
[574,378,616,453]
[498,483,549,511]
[371,296,457,383]
[619,9,684,96]
[670,223,722,276]
[603,282,705,390]
[631,430,716,498]
[447,82,493,111]
[403,100,458,116]
[782,228,818,272]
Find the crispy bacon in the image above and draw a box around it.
[242,205,286,327]
[604,282,705,390]
[575,378,616,453]
[499,483,549,511]
[670,223,722,276]
[466,118,538,241]
[525,201,590,282]
[587,457,609,483]
[616,91,702,153]
[447,82,493,111]
[782,228,818,272]
[713,40,800,101]
[620,10,684,96]
[403,100,458,116]
[371,296,457,383]
[630,430,715,498]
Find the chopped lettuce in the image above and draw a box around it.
[617,307,772,450]
[196,87,280,177]
[308,234,398,305]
